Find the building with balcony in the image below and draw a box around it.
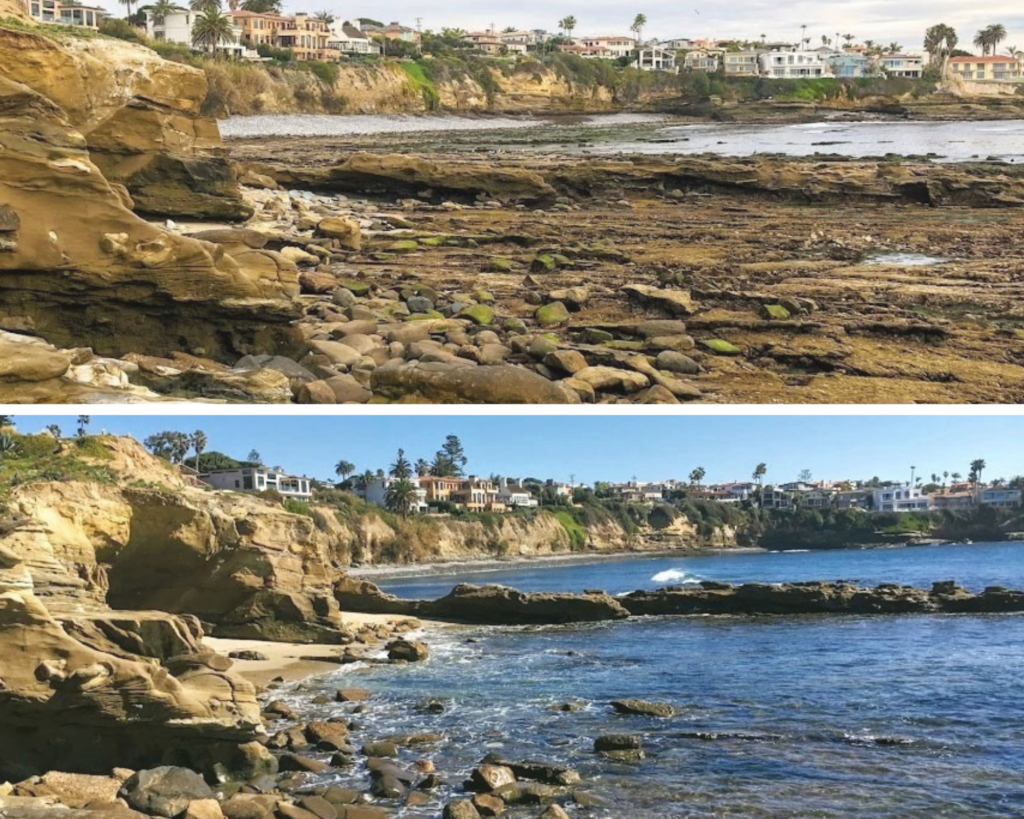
[202,467,312,500]
[949,55,1023,82]
[362,477,429,513]
[759,49,832,78]
[871,484,930,513]
[27,0,104,28]
[146,9,246,57]
[328,21,381,55]
[722,50,760,76]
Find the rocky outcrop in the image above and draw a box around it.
[620,579,1024,616]
[334,579,630,624]
[0,584,263,781]
[0,75,302,361]
[0,28,249,220]
[250,153,557,204]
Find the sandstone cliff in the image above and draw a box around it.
[0,75,301,360]
[2,434,733,641]
[0,27,248,219]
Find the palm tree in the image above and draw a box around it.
[118,0,136,21]
[146,0,180,24]
[335,460,355,482]
[415,458,430,478]
[390,448,412,480]
[192,7,236,54]
[970,458,987,488]
[989,24,1007,54]
[189,0,220,11]
[843,33,854,46]
[888,41,902,53]
[76,415,90,437]
[631,13,647,46]
[951,471,962,483]
[689,467,706,489]
[924,23,958,77]
[753,462,767,506]
[943,471,949,487]
[559,15,577,43]
[191,430,208,475]
[313,9,334,24]
[973,29,989,55]
[384,477,419,517]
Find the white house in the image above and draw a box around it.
[637,45,676,72]
[146,9,246,57]
[878,53,924,78]
[362,477,429,513]
[759,49,833,78]
[872,484,930,513]
[498,478,539,508]
[977,488,1022,508]
[203,466,313,500]
[328,21,381,55]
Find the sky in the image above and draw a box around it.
[96,0,1023,54]
[12,414,1023,487]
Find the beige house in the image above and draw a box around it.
[27,0,104,28]
[949,55,1023,82]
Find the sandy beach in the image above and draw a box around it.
[205,611,422,687]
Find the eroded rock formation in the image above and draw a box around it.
[0,75,301,361]
[0,28,248,220]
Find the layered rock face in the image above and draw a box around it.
[0,75,301,360]
[0,552,263,781]
[0,28,248,220]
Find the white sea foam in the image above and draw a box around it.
[651,569,701,584]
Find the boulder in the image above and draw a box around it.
[118,767,214,818]
[654,351,700,374]
[535,302,570,328]
[315,217,361,250]
[572,366,649,394]
[622,285,696,316]
[370,363,580,404]
[387,638,429,662]
[421,584,630,625]
[443,800,481,819]
[610,699,676,717]
[470,766,516,792]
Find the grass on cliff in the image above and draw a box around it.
[0,433,116,507]
[400,62,441,110]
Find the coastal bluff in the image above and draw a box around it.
[0,26,302,371]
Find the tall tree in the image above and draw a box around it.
[146,0,180,23]
[430,452,457,477]
[191,430,208,474]
[630,13,646,46]
[384,477,419,517]
[415,458,430,477]
[76,415,90,437]
[390,448,412,480]
[335,460,355,481]
[240,0,281,13]
[192,7,235,54]
[0,415,12,428]
[970,458,987,488]
[118,0,136,21]
[247,449,262,465]
[688,466,706,489]
[753,462,767,506]
[560,15,577,42]
[440,435,467,476]
[924,23,958,76]
[46,424,62,439]
[189,0,220,11]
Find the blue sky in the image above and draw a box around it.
[12,414,1023,486]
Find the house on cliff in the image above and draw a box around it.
[146,9,248,58]
[26,0,104,28]
[202,466,313,500]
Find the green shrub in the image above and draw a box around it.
[282,498,313,517]
[553,510,587,550]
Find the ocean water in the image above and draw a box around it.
[279,545,1024,818]
[372,541,1024,600]
[574,119,1024,162]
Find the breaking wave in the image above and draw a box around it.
[651,569,701,585]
